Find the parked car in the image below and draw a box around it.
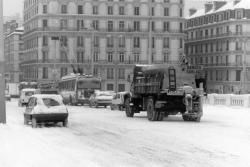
[18,88,40,107]
[89,91,114,108]
[23,94,68,128]
[110,92,130,111]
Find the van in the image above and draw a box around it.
[18,88,40,107]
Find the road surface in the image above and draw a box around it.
[0,99,249,167]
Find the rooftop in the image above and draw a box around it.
[187,0,250,19]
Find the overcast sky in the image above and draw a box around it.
[2,0,229,17]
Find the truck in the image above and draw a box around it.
[123,64,204,122]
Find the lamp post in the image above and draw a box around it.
[0,0,6,123]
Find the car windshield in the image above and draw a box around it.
[25,91,34,96]
[42,98,60,107]
[98,92,113,96]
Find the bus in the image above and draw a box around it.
[58,73,101,105]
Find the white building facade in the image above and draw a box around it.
[186,0,250,94]
[22,0,185,92]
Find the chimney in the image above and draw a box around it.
[234,0,241,5]
[189,8,197,16]
[205,2,213,13]
[213,1,227,11]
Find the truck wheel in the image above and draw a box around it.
[147,98,159,121]
[125,98,134,117]
[32,117,37,128]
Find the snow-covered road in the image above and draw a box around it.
[0,99,250,167]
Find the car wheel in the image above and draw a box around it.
[63,118,68,127]
[32,117,37,128]
[111,104,114,110]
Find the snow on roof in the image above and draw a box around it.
[32,94,63,102]
[187,0,250,19]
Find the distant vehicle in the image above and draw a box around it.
[18,88,40,107]
[110,92,130,111]
[38,82,59,94]
[19,82,38,91]
[6,83,19,98]
[124,64,204,122]
[5,93,11,101]
[89,91,114,108]
[58,73,101,105]
[24,94,68,128]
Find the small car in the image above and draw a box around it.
[110,92,130,111]
[18,88,40,107]
[89,91,114,108]
[24,94,69,128]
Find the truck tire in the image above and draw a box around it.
[32,117,37,128]
[147,98,159,121]
[63,118,68,127]
[125,98,134,117]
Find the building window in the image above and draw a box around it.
[119,6,125,15]
[77,36,84,47]
[107,68,114,79]
[94,36,99,47]
[60,36,68,47]
[92,20,99,30]
[77,20,84,30]
[236,70,241,81]
[119,21,125,31]
[151,7,154,16]
[163,37,169,48]
[60,67,68,77]
[118,84,125,92]
[133,37,140,48]
[236,41,242,50]
[108,52,113,62]
[42,36,48,46]
[119,36,125,48]
[236,11,242,19]
[179,38,183,48]
[60,19,67,30]
[108,6,113,15]
[163,52,169,62]
[163,22,169,32]
[134,53,140,62]
[226,70,229,81]
[107,21,113,31]
[152,37,155,48]
[107,36,114,47]
[43,5,47,14]
[94,52,99,62]
[236,25,242,34]
[236,55,242,65]
[118,68,125,79]
[93,68,98,76]
[78,5,83,14]
[77,51,84,63]
[119,52,124,62]
[61,5,67,14]
[133,21,140,31]
[107,84,114,91]
[180,8,183,17]
[134,7,140,15]
[42,19,47,29]
[164,7,169,16]
[93,5,98,15]
[42,67,48,79]
[42,51,48,63]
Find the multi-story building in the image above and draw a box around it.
[4,25,24,83]
[22,0,185,92]
[185,0,250,94]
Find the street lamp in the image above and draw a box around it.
[0,0,6,123]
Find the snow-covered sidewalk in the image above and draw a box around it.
[0,100,250,167]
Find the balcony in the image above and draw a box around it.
[203,63,244,68]
[24,27,185,36]
[186,32,250,43]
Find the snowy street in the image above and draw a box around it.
[0,99,250,167]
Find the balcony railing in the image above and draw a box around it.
[202,63,244,67]
[24,27,185,35]
[20,59,180,66]
[187,32,250,42]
